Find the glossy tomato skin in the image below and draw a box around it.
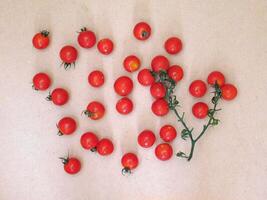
[88,70,105,87]
[167,65,184,83]
[192,102,209,119]
[138,130,156,148]
[123,55,141,72]
[32,72,51,90]
[77,28,96,48]
[114,76,133,96]
[97,38,113,55]
[151,98,169,116]
[32,30,49,49]
[160,125,177,142]
[189,80,207,98]
[150,82,166,99]
[60,45,78,63]
[221,84,237,100]
[207,71,225,87]
[164,37,182,54]
[133,22,151,40]
[63,157,81,175]
[85,101,105,120]
[121,153,139,170]
[151,55,170,72]
[155,143,173,161]
[97,138,114,156]
[49,88,69,106]
[116,97,133,115]
[80,132,99,150]
[137,68,155,86]
[57,117,77,135]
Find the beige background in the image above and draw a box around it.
[0,0,267,199]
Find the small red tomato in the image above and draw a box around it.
[192,102,209,119]
[32,72,51,91]
[114,76,133,96]
[137,68,155,86]
[32,30,50,49]
[207,71,225,87]
[151,55,170,72]
[88,70,105,87]
[155,143,173,161]
[138,130,156,148]
[167,65,184,83]
[150,82,166,99]
[116,97,133,115]
[77,27,96,48]
[151,98,169,116]
[46,88,69,106]
[164,37,183,55]
[83,101,105,120]
[80,132,99,151]
[59,45,78,69]
[189,80,207,98]
[97,38,113,55]
[60,157,81,175]
[123,55,141,72]
[133,22,151,40]
[57,117,77,136]
[121,153,139,175]
[221,84,237,100]
[97,138,114,156]
[160,125,177,142]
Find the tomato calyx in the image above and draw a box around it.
[32,84,38,91]
[141,31,149,38]
[82,110,93,117]
[46,92,52,101]
[40,30,49,37]
[59,155,69,165]
[56,124,63,136]
[61,62,75,70]
[121,167,131,176]
[77,27,87,33]
[90,147,97,152]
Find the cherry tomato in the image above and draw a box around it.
[133,22,151,40]
[150,82,166,99]
[59,45,78,69]
[77,27,96,48]
[46,88,69,106]
[32,72,51,91]
[116,97,133,115]
[114,76,133,96]
[83,101,105,120]
[97,138,114,156]
[80,132,99,151]
[192,102,209,119]
[123,55,141,72]
[155,143,173,161]
[57,117,77,136]
[88,70,105,87]
[138,130,156,148]
[159,125,177,142]
[189,80,207,98]
[121,153,139,175]
[137,68,155,86]
[97,38,113,55]
[164,37,182,54]
[221,84,237,100]
[207,71,225,87]
[60,157,81,175]
[151,98,169,116]
[167,65,184,83]
[151,55,170,72]
[32,30,49,49]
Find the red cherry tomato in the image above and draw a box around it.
[150,82,166,99]
[137,68,155,86]
[167,65,184,83]
[121,153,139,175]
[47,88,69,106]
[57,117,77,135]
[114,76,133,96]
[80,132,99,151]
[133,22,151,40]
[116,97,133,115]
[192,102,209,119]
[59,45,78,69]
[60,157,81,175]
[189,80,207,98]
[137,130,156,148]
[32,72,51,91]
[151,98,169,116]
[207,71,225,87]
[159,125,177,142]
[123,55,141,72]
[83,101,105,120]
[164,37,182,55]
[97,38,113,55]
[155,143,173,161]
[221,84,237,100]
[151,55,170,72]
[32,30,50,49]
[77,27,96,48]
[97,138,114,156]
[88,70,105,87]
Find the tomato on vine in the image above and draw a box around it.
[59,45,78,69]
[138,130,156,148]
[192,102,209,119]
[116,97,133,115]
[97,38,113,55]
[151,55,170,72]
[32,30,50,49]
[137,68,155,86]
[83,101,105,120]
[167,65,184,83]
[133,22,151,40]
[164,37,182,55]
[150,82,166,99]
[160,125,177,142]
[155,143,173,161]
[114,76,133,96]
[32,72,51,91]
[221,84,237,100]
[57,117,77,136]
[207,71,225,87]
[151,98,169,116]
[80,132,99,151]
[59,156,81,175]
[46,88,69,106]
[121,153,139,175]
[97,138,114,156]
[123,55,141,72]
[88,70,105,87]
[189,80,207,98]
[77,27,96,48]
